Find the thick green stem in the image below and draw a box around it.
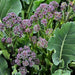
[21,10,24,19]
[26,0,34,18]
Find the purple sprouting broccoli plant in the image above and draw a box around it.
[15,46,39,75]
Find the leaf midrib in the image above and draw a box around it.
[60,34,67,60]
[59,25,72,60]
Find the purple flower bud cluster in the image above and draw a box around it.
[6,37,12,44]
[29,1,63,26]
[14,26,23,37]
[22,19,32,27]
[60,2,67,10]
[31,36,37,44]
[19,67,27,75]
[15,46,39,75]
[69,2,74,7]
[2,12,22,28]
[1,37,12,44]
[30,14,38,22]
[49,1,59,8]
[48,13,53,19]
[25,28,31,33]
[1,37,6,43]
[45,28,53,35]
[40,3,48,9]
[41,19,47,26]
[68,1,75,12]
[0,12,24,37]
[0,12,33,38]
[33,25,40,32]
[20,19,32,34]
[47,5,55,12]
[54,12,62,20]
[37,37,48,48]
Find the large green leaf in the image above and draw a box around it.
[2,50,10,59]
[47,22,75,67]
[0,55,10,75]
[52,69,71,75]
[0,0,22,19]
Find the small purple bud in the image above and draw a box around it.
[6,37,12,44]
[25,28,31,33]
[22,60,29,66]
[12,18,17,24]
[2,16,10,22]
[17,54,21,59]
[39,14,43,19]
[33,25,40,32]
[20,67,27,75]
[24,46,30,50]
[40,3,48,9]
[37,37,48,48]
[15,59,21,66]
[54,11,62,20]
[47,5,55,12]
[46,28,53,35]
[36,7,41,13]
[42,9,47,15]
[18,47,23,53]
[48,13,53,19]
[31,52,36,58]
[8,12,16,17]
[49,1,59,8]
[6,21,12,28]
[28,57,32,62]
[16,17,22,23]
[31,36,37,44]
[1,37,6,43]
[41,19,47,26]
[21,51,28,57]
[30,61,35,67]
